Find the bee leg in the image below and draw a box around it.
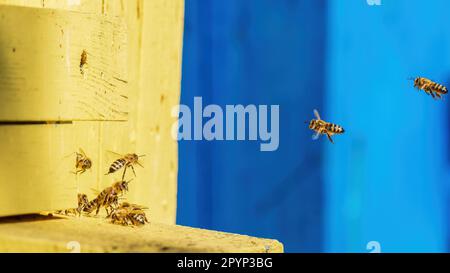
[108,205,114,216]
[326,133,334,144]
[130,165,137,177]
[122,167,127,181]
[95,204,101,215]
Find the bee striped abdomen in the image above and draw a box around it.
[82,198,99,213]
[82,191,107,214]
[107,158,127,174]
[414,77,448,99]
[432,82,448,94]
[327,123,344,134]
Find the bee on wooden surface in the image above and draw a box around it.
[109,202,149,227]
[77,193,91,213]
[53,208,80,217]
[83,180,132,216]
[80,50,88,75]
[308,109,344,144]
[78,193,98,215]
[105,152,145,180]
[53,194,89,217]
[79,191,109,216]
[73,148,92,175]
[411,77,448,99]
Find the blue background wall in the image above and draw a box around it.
[177,0,450,252]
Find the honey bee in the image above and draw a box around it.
[54,194,89,217]
[308,109,344,144]
[77,193,90,212]
[80,50,88,75]
[53,208,80,217]
[109,202,149,227]
[82,180,131,216]
[78,193,97,215]
[73,148,92,175]
[411,77,448,99]
[105,152,145,180]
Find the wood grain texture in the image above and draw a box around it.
[0,4,128,121]
[134,0,184,224]
[0,215,284,253]
[0,0,183,225]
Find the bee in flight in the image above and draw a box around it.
[105,152,145,180]
[308,109,344,144]
[109,202,149,227]
[72,148,92,175]
[411,77,448,99]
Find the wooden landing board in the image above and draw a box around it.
[0,215,284,253]
[0,5,128,121]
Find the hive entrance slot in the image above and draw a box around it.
[0,121,73,126]
[0,214,63,225]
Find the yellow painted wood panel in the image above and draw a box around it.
[0,0,183,225]
[0,4,128,121]
[0,125,79,216]
[0,215,284,253]
[135,0,184,224]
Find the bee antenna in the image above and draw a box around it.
[139,154,146,157]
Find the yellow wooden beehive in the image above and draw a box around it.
[0,0,183,224]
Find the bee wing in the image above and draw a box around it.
[106,150,125,162]
[312,131,321,141]
[79,148,87,157]
[91,188,101,196]
[129,209,147,215]
[126,203,149,210]
[106,150,124,157]
[313,109,321,120]
[134,205,149,210]
[62,152,76,159]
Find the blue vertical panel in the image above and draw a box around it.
[178,0,214,227]
[178,0,327,252]
[325,0,450,252]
